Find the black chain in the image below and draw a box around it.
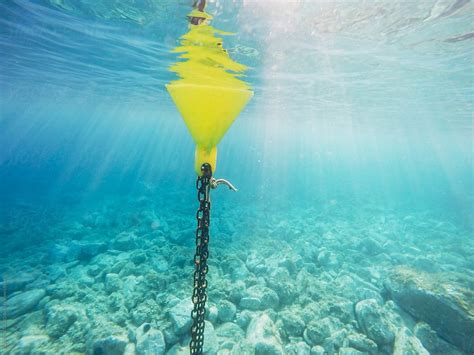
[190,163,212,354]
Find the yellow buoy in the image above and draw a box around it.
[166,10,253,175]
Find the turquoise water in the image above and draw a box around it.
[1,1,473,354]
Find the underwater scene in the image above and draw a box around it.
[1,0,473,354]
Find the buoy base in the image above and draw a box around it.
[195,146,217,176]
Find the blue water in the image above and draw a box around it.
[1,1,473,354]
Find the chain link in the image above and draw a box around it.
[190,163,212,354]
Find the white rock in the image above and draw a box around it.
[169,299,193,335]
[310,345,325,355]
[203,321,218,355]
[207,304,218,323]
[339,347,366,354]
[124,342,136,355]
[285,341,311,354]
[355,299,395,346]
[17,335,49,353]
[246,314,284,354]
[240,285,279,310]
[393,327,429,355]
[152,255,169,273]
[136,323,166,355]
[215,322,245,346]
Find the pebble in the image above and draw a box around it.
[45,304,81,338]
[169,299,193,335]
[355,299,395,346]
[266,267,297,305]
[152,255,169,273]
[279,310,305,337]
[131,250,147,265]
[240,285,279,310]
[285,341,311,354]
[346,333,378,353]
[358,238,384,256]
[0,273,36,296]
[304,316,342,346]
[136,323,166,355]
[207,304,218,323]
[217,300,236,323]
[78,241,107,261]
[310,345,325,355]
[215,322,245,348]
[111,232,138,251]
[338,347,366,354]
[16,335,49,353]
[393,327,429,355]
[246,313,284,354]
[1,289,46,319]
[235,310,252,329]
[203,321,219,354]
[92,334,129,355]
[105,273,123,293]
[317,250,340,269]
[167,343,189,355]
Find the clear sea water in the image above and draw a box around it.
[0,1,473,354]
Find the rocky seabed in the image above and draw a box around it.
[1,199,473,354]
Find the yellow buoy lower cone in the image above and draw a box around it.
[166,82,253,175]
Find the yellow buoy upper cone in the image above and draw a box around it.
[166,10,253,175]
[166,83,253,148]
